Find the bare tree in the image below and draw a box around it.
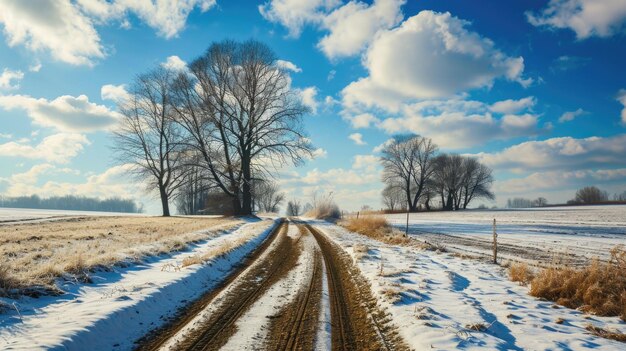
[533,197,548,207]
[255,180,285,213]
[171,40,313,215]
[575,186,608,204]
[286,199,301,216]
[382,183,404,211]
[113,68,185,216]
[459,157,494,209]
[381,135,438,212]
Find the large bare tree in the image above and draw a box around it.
[381,135,438,212]
[171,40,313,215]
[113,68,185,216]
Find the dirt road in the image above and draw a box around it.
[135,219,406,351]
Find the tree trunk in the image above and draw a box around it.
[241,156,253,215]
[159,185,170,217]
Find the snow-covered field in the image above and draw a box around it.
[385,205,626,265]
[0,207,144,223]
[0,219,278,350]
[314,220,626,350]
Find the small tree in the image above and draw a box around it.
[575,186,608,204]
[382,184,404,211]
[286,200,301,216]
[255,181,285,213]
[533,197,548,207]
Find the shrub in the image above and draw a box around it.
[529,245,626,321]
[508,262,534,285]
[340,216,412,246]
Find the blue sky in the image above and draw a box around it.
[1,0,626,213]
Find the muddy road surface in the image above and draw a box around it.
[136,219,406,351]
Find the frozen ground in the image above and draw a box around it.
[385,205,626,265]
[0,207,144,224]
[0,219,278,350]
[313,220,626,350]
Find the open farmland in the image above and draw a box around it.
[0,215,240,296]
[385,205,626,266]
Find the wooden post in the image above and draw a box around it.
[405,210,410,237]
[356,211,360,219]
[492,218,498,264]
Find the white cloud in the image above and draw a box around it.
[297,86,319,114]
[0,133,90,164]
[101,84,130,103]
[352,154,379,171]
[494,168,626,195]
[318,0,405,59]
[344,112,380,128]
[1,163,139,200]
[558,108,586,123]
[29,62,42,72]
[0,68,24,90]
[161,55,187,71]
[473,134,626,172]
[0,0,104,65]
[312,148,328,159]
[342,11,532,112]
[0,94,120,132]
[327,70,336,81]
[378,99,544,149]
[490,97,536,114]
[617,89,626,125]
[259,0,341,37]
[527,0,626,39]
[294,167,378,185]
[349,132,366,145]
[0,0,215,66]
[0,133,12,139]
[276,59,302,72]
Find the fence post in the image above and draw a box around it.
[405,210,410,237]
[356,211,360,219]
[492,218,498,264]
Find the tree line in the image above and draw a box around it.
[380,135,494,212]
[0,195,142,213]
[114,40,313,216]
[506,186,626,208]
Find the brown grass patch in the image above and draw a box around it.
[585,324,626,343]
[509,262,535,285]
[0,216,240,297]
[340,216,412,246]
[528,245,626,321]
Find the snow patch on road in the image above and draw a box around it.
[0,218,278,351]
[314,258,331,351]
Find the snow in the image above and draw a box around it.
[314,259,331,351]
[311,220,626,351]
[0,218,279,351]
[0,208,145,223]
[385,205,626,264]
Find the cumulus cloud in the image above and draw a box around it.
[0,68,24,90]
[296,86,319,114]
[312,148,328,159]
[349,132,366,145]
[490,97,536,114]
[101,84,130,103]
[1,163,138,200]
[276,59,302,72]
[473,134,626,172]
[342,11,532,112]
[343,112,380,128]
[161,55,187,71]
[558,108,586,123]
[0,94,120,132]
[494,168,626,195]
[617,89,626,125]
[259,0,341,37]
[527,0,626,39]
[0,0,215,65]
[377,99,544,149]
[352,154,379,171]
[0,133,90,164]
[318,0,405,59]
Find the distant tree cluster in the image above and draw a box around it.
[114,40,313,216]
[380,135,494,212]
[506,197,548,208]
[0,195,142,213]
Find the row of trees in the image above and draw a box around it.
[380,135,494,212]
[506,197,548,208]
[114,40,313,216]
[0,195,142,213]
[507,187,626,208]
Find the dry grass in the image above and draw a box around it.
[0,216,239,297]
[528,245,626,321]
[340,216,412,246]
[585,324,626,343]
[353,243,369,261]
[465,323,487,332]
[509,262,535,285]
